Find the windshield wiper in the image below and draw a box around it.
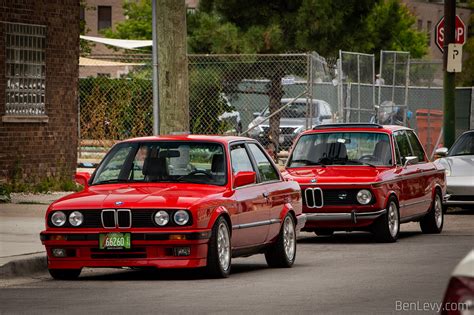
[290,159,326,167]
[92,179,138,185]
[346,159,376,168]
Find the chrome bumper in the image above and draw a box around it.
[305,209,386,224]
[443,194,474,205]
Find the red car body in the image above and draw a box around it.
[40,135,304,279]
[283,123,446,242]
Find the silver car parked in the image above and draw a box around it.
[435,130,474,210]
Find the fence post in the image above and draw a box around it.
[152,0,160,135]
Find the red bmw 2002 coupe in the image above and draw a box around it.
[283,123,446,242]
[40,135,305,279]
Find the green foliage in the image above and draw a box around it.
[362,0,427,58]
[80,76,153,140]
[103,0,153,40]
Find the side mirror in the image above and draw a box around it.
[253,112,261,118]
[75,172,91,189]
[435,147,448,157]
[403,156,419,168]
[234,171,256,188]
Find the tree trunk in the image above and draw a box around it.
[156,0,189,134]
[268,72,284,160]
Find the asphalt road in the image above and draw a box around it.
[1,209,473,315]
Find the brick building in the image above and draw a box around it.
[0,1,80,186]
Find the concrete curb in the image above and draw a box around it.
[0,253,47,278]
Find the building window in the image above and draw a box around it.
[417,19,423,31]
[98,6,112,31]
[4,23,46,116]
[427,20,432,46]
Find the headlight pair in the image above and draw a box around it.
[154,210,190,226]
[51,211,83,227]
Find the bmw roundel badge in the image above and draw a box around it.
[115,201,124,206]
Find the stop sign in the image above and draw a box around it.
[435,15,466,52]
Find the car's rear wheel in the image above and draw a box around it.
[265,214,296,268]
[206,217,231,278]
[372,197,399,243]
[314,229,334,236]
[420,191,444,234]
[49,268,81,280]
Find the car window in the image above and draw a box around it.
[406,131,426,162]
[394,131,412,159]
[92,141,226,186]
[94,145,134,183]
[230,144,254,173]
[247,143,279,182]
[449,132,474,156]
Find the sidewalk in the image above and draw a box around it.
[0,192,71,277]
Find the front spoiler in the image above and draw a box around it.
[305,209,386,224]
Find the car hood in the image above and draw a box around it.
[259,118,306,128]
[435,155,474,177]
[283,166,391,185]
[50,184,228,210]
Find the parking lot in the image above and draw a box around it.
[1,209,472,314]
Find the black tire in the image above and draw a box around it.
[372,196,400,243]
[265,214,296,268]
[420,191,444,234]
[314,229,334,236]
[48,268,81,280]
[205,217,231,278]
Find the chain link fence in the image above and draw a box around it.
[78,52,471,161]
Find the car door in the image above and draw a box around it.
[393,130,423,218]
[230,143,270,248]
[246,142,287,243]
[405,130,434,213]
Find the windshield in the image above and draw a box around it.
[92,141,227,186]
[449,132,474,156]
[288,132,392,167]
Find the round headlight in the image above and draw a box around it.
[154,210,170,226]
[69,211,83,227]
[51,211,66,227]
[356,189,372,205]
[173,210,190,226]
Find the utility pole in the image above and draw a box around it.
[156,0,189,134]
[152,0,159,135]
[443,0,456,147]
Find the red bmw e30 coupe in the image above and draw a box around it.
[40,135,305,279]
[282,123,446,242]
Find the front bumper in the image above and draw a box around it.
[305,209,386,224]
[444,176,474,205]
[40,230,211,270]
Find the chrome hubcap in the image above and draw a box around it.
[388,202,399,238]
[283,216,296,261]
[434,195,443,228]
[217,222,230,271]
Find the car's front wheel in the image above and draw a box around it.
[420,191,444,234]
[206,217,231,278]
[49,268,81,280]
[265,214,296,268]
[372,197,400,243]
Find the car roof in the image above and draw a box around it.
[301,123,411,135]
[122,134,252,144]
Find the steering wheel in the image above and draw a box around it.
[177,170,213,180]
[359,155,379,162]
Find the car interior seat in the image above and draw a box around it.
[373,140,392,165]
[142,156,168,181]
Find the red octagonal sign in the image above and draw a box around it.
[435,15,466,52]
